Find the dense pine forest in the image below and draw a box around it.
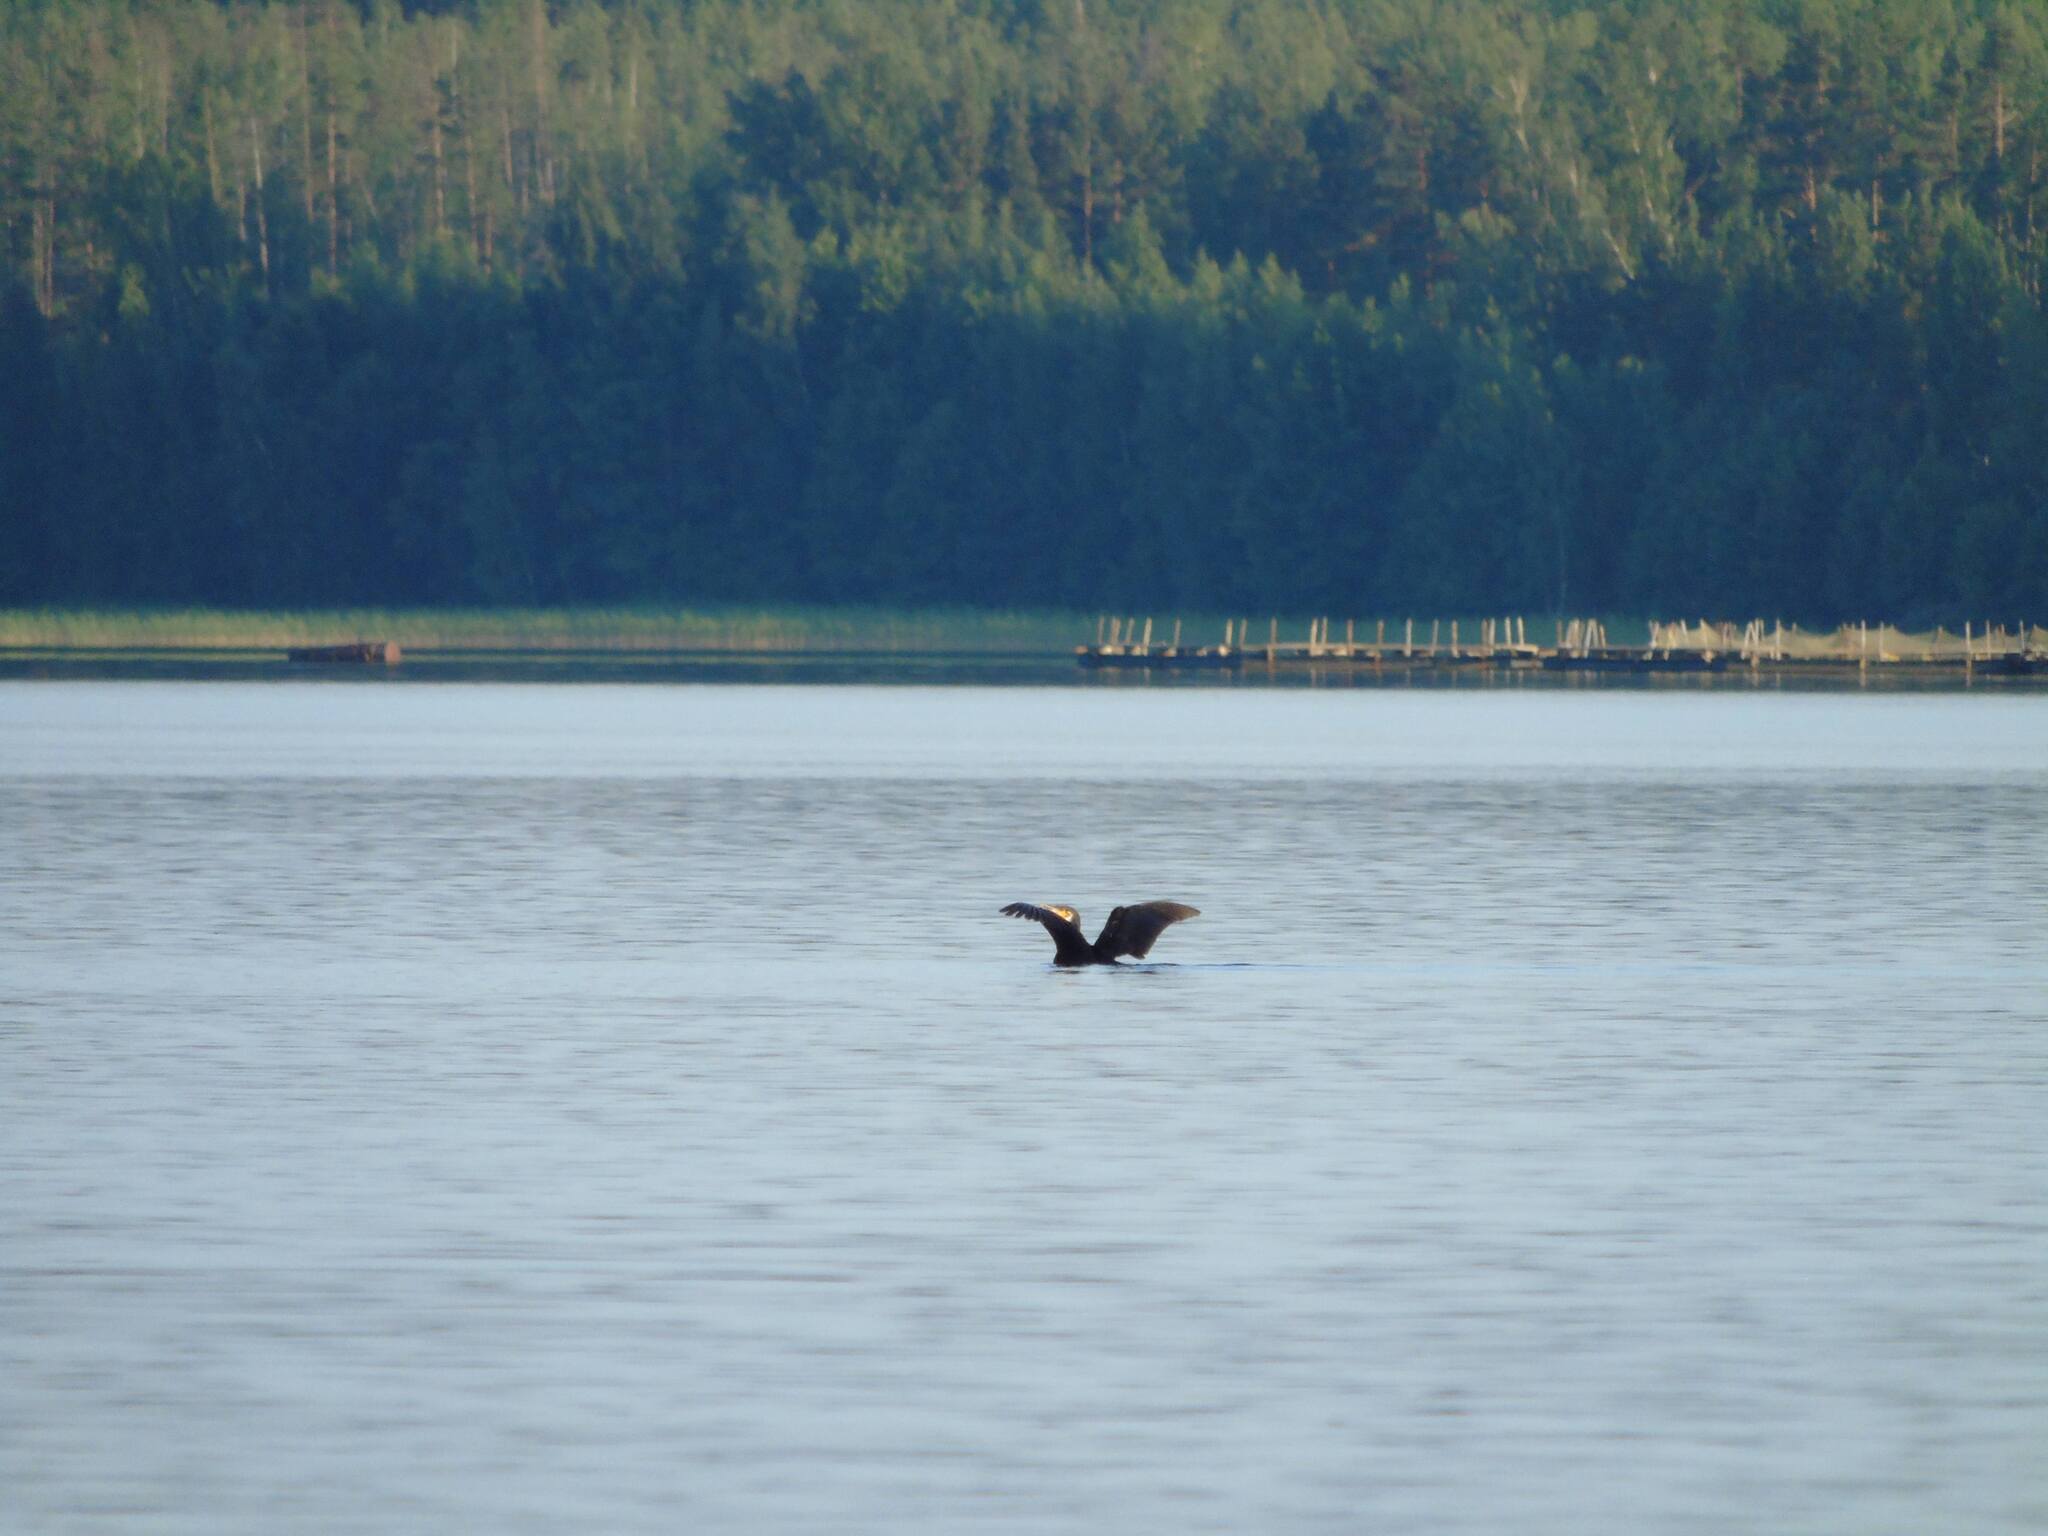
[3,0,2047,619]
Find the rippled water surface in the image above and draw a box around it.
[5,681,2046,1534]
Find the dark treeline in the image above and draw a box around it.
[4,0,2047,620]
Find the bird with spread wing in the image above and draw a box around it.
[999,900,1200,965]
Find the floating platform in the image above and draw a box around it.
[286,641,401,664]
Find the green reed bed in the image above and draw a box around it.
[0,606,1112,655]
[0,607,1667,656]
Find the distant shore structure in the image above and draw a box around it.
[285,640,401,665]
[1079,616,2047,675]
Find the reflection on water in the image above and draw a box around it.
[3,683,2045,1534]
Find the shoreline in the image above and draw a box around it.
[3,610,2038,686]
[0,606,1099,656]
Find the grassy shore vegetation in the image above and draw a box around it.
[3,2,2047,620]
[0,607,1109,655]
[0,607,1664,655]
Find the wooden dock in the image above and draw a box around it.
[1077,616,2046,675]
[1077,616,1241,670]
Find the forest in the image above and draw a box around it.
[3,0,2047,621]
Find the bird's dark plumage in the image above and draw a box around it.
[1000,900,1200,965]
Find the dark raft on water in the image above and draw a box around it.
[285,642,401,664]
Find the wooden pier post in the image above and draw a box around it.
[1141,617,1153,652]
[1171,618,1181,650]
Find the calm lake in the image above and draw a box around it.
[4,678,2046,1534]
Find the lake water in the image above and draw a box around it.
[4,679,2046,1534]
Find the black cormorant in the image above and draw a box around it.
[999,900,1200,965]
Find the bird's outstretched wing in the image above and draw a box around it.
[1000,902,1092,965]
[1094,901,1200,960]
